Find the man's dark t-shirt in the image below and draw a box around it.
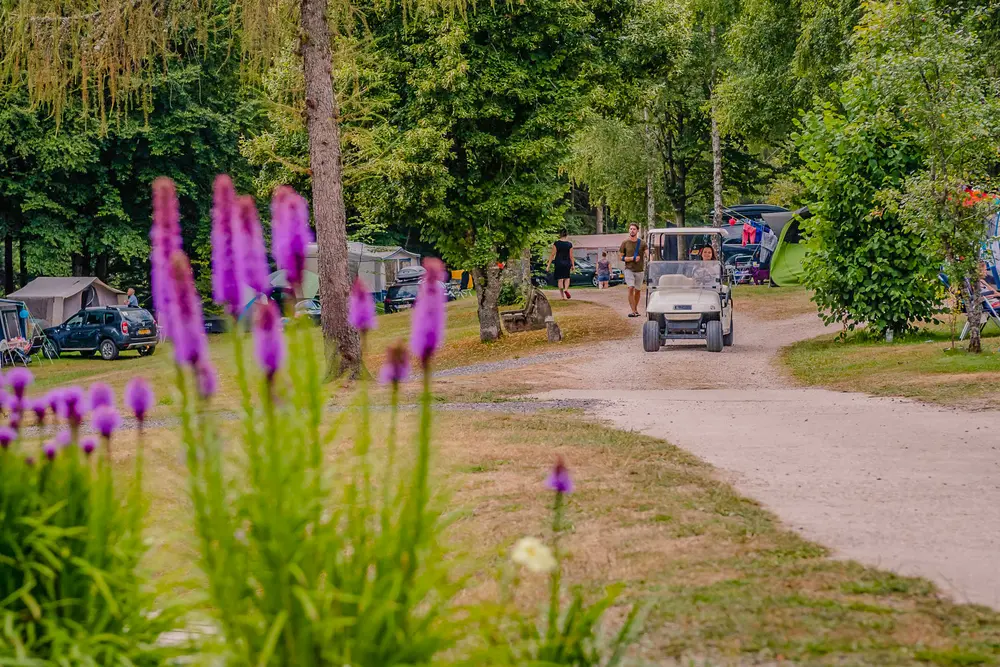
[619,238,644,272]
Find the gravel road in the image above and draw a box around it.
[529,287,1000,609]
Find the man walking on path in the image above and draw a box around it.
[126,288,139,307]
[619,223,645,318]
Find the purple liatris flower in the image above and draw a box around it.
[196,360,218,399]
[546,456,574,494]
[0,426,15,449]
[8,412,20,432]
[211,174,245,316]
[43,442,57,461]
[151,178,184,324]
[6,367,32,399]
[254,300,285,379]
[30,398,48,424]
[271,186,314,291]
[80,436,97,455]
[238,196,271,295]
[57,386,86,426]
[166,250,209,366]
[379,342,410,385]
[409,258,447,366]
[88,382,114,411]
[93,406,121,439]
[348,278,376,332]
[125,378,154,423]
[54,430,71,449]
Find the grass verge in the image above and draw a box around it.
[130,407,1000,665]
[28,296,627,415]
[783,326,1000,410]
[732,285,817,320]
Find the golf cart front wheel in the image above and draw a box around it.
[642,320,661,352]
[723,319,734,347]
[706,320,724,352]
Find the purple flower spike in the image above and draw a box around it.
[9,412,20,432]
[80,436,97,455]
[271,186,314,291]
[409,258,447,366]
[43,442,57,461]
[4,394,21,415]
[93,406,121,439]
[166,251,208,367]
[57,386,86,427]
[0,426,15,449]
[88,383,114,411]
[54,430,72,449]
[237,196,271,295]
[196,360,218,399]
[348,278,376,332]
[30,398,47,424]
[24,456,34,467]
[379,342,410,386]
[125,378,154,423]
[6,368,33,399]
[545,456,574,495]
[254,300,285,380]
[211,175,245,316]
[151,178,184,326]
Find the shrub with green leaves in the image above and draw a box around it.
[0,373,180,665]
[794,91,941,337]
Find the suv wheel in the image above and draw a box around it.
[42,339,60,359]
[138,345,156,357]
[99,339,119,361]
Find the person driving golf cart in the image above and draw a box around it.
[642,228,733,353]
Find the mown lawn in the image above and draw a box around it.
[127,406,1000,666]
[26,295,629,414]
[732,284,817,320]
[784,325,1000,410]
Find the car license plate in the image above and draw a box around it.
[138,328,151,335]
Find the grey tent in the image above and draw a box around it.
[9,277,126,326]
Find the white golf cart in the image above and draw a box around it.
[641,227,734,353]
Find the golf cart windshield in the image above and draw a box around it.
[646,231,724,289]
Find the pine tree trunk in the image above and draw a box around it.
[472,265,503,343]
[300,0,360,377]
[595,200,604,234]
[3,234,12,294]
[966,280,983,353]
[95,253,109,282]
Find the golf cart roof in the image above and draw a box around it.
[648,227,726,236]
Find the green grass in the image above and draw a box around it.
[784,325,1000,409]
[732,284,817,320]
[28,296,628,416]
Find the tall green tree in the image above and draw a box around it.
[850,0,1000,352]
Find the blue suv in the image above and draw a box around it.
[44,307,158,360]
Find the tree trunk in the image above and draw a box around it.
[3,234,12,295]
[472,265,503,343]
[18,236,26,287]
[710,27,723,256]
[81,244,92,276]
[966,280,983,353]
[95,253,109,282]
[520,246,532,299]
[300,0,360,377]
[644,109,655,232]
[595,200,604,234]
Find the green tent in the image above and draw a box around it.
[769,207,810,287]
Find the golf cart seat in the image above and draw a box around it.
[658,274,695,288]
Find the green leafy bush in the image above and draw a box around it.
[794,92,942,337]
[498,279,524,307]
[0,379,181,665]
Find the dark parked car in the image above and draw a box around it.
[44,307,158,360]
[384,281,456,313]
[532,260,624,288]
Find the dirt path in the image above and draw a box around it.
[522,287,1000,609]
